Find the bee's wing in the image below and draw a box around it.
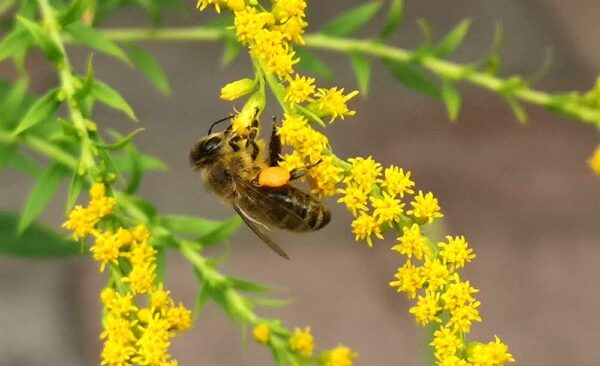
[233,176,311,231]
[232,203,290,260]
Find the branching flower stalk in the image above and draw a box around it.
[197,0,515,365]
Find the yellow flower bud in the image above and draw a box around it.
[252,323,270,344]
[220,78,256,101]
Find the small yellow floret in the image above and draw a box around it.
[370,192,404,224]
[381,165,415,198]
[285,74,315,106]
[408,191,443,224]
[409,290,442,325]
[322,345,358,366]
[392,224,430,260]
[587,145,600,175]
[253,323,271,344]
[313,87,359,122]
[345,156,382,190]
[351,212,383,247]
[389,260,424,299]
[289,327,314,357]
[337,183,370,217]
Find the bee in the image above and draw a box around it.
[189,113,331,259]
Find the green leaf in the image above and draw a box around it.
[158,215,237,238]
[0,28,32,62]
[66,167,85,213]
[155,247,166,283]
[295,49,333,80]
[0,211,80,258]
[435,19,471,58]
[0,143,17,172]
[229,276,275,293]
[442,80,461,121]
[92,80,137,121]
[96,128,145,151]
[506,97,528,124]
[59,0,92,26]
[379,0,404,39]
[65,21,130,64]
[16,16,63,62]
[321,1,382,37]
[127,45,170,94]
[7,152,41,177]
[222,34,241,67]
[114,192,157,223]
[349,52,372,96]
[76,54,95,100]
[193,283,211,318]
[0,78,30,126]
[384,60,440,98]
[196,216,242,245]
[112,152,167,173]
[18,163,70,233]
[295,104,327,128]
[12,88,60,136]
[124,143,143,194]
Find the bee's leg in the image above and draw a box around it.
[268,116,282,167]
[229,135,242,152]
[289,159,322,181]
[245,115,260,161]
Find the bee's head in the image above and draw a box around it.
[189,132,228,169]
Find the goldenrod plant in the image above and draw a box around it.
[0,0,598,365]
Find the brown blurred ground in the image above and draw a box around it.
[1,1,600,365]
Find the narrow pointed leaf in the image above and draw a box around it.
[295,49,332,80]
[65,21,130,64]
[59,0,92,26]
[379,0,404,39]
[16,16,63,62]
[321,1,382,37]
[229,277,275,293]
[384,60,440,98]
[506,97,528,124]
[76,55,95,99]
[66,167,85,213]
[0,28,32,62]
[193,283,211,318]
[18,162,70,233]
[92,80,137,121]
[295,104,327,128]
[196,216,242,245]
[222,34,241,66]
[0,211,80,258]
[155,247,166,283]
[349,52,372,96]
[127,45,170,94]
[442,80,461,121]
[12,88,60,136]
[159,215,237,237]
[95,128,144,151]
[435,19,471,57]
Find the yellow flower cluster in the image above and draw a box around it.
[252,323,357,366]
[199,0,358,197]
[334,155,513,364]
[64,184,191,366]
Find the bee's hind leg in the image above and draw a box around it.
[289,159,322,181]
[268,116,282,167]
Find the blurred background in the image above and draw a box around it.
[1,0,600,365]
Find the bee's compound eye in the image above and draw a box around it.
[258,167,291,188]
[203,136,222,154]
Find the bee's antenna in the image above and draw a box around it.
[208,114,234,135]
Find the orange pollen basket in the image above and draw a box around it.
[258,166,291,187]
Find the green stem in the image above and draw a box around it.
[88,26,600,128]
[38,0,97,174]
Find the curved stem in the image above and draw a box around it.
[87,26,600,128]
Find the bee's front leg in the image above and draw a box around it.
[289,159,322,181]
[268,116,282,167]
